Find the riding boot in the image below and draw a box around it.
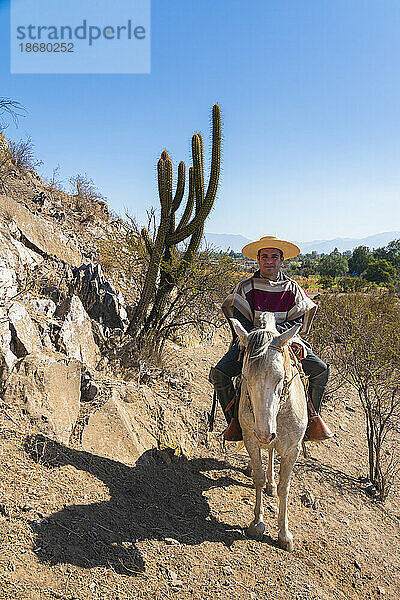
[209,367,242,441]
[304,365,334,442]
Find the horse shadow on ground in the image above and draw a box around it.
[25,435,251,575]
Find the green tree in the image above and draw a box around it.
[286,260,301,276]
[365,259,397,285]
[348,245,371,275]
[300,254,321,277]
[373,240,400,273]
[319,251,348,278]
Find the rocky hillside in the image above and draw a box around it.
[0,164,400,600]
[0,164,207,463]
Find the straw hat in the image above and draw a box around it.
[242,236,300,260]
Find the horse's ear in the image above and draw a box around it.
[230,319,249,347]
[274,324,302,348]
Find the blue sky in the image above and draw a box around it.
[1,0,400,246]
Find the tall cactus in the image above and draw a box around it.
[126,104,221,339]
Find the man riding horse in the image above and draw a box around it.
[210,235,333,443]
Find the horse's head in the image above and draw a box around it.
[230,312,301,445]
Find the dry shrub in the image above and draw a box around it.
[46,164,65,192]
[0,135,40,191]
[134,247,244,360]
[97,216,243,360]
[157,250,242,342]
[70,172,104,202]
[68,173,108,219]
[308,292,400,501]
[96,216,148,305]
[7,136,39,171]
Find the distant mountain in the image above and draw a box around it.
[204,231,400,255]
[299,231,400,255]
[204,233,251,253]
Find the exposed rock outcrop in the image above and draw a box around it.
[4,351,81,444]
[29,297,57,318]
[71,263,127,332]
[0,307,17,384]
[0,224,43,301]
[57,294,101,369]
[0,195,82,266]
[81,384,158,465]
[8,300,42,356]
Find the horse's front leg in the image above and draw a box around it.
[243,434,265,539]
[277,446,301,551]
[265,447,277,497]
[245,448,276,497]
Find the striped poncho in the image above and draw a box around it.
[221,271,317,335]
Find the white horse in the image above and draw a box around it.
[231,312,307,551]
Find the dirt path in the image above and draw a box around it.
[1,338,400,600]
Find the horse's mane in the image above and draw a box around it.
[246,312,279,370]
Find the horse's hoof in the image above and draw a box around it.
[264,483,277,497]
[247,521,265,540]
[278,533,294,552]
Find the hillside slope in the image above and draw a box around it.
[1,337,399,600]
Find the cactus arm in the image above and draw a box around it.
[176,166,195,231]
[169,161,185,239]
[204,104,221,205]
[172,161,185,212]
[159,151,173,218]
[193,133,204,209]
[141,227,154,256]
[197,132,204,170]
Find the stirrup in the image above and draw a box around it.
[223,416,243,441]
[304,415,333,442]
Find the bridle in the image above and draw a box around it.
[242,343,308,416]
